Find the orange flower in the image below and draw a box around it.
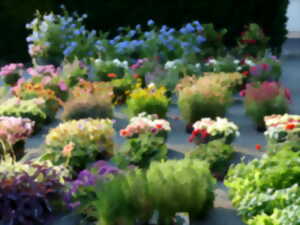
[156,124,163,129]
[107,73,117,78]
[62,142,75,157]
[285,123,296,130]
[255,144,261,150]
[133,74,140,79]
[120,129,128,137]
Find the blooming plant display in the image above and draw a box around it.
[126,83,169,118]
[189,117,239,145]
[0,97,47,131]
[0,117,34,160]
[120,113,171,138]
[65,160,120,221]
[237,23,270,57]
[94,159,215,225]
[243,82,290,130]
[0,63,24,86]
[26,7,99,64]
[13,82,63,121]
[178,76,232,126]
[225,149,300,225]
[91,58,129,81]
[111,76,136,104]
[61,59,88,87]
[43,119,114,173]
[0,159,69,225]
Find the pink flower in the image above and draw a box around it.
[284,88,292,102]
[62,142,75,157]
[59,81,68,91]
[42,76,52,85]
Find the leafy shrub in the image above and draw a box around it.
[62,93,113,121]
[178,76,232,124]
[200,23,227,58]
[43,119,114,173]
[113,132,168,169]
[225,149,300,224]
[126,83,169,118]
[0,159,69,225]
[236,23,270,58]
[243,82,290,129]
[186,140,235,176]
[111,76,135,104]
[0,97,47,130]
[94,159,215,225]
[61,59,89,87]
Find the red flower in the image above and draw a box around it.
[155,124,163,129]
[284,88,292,102]
[255,144,262,150]
[285,123,296,130]
[107,73,117,78]
[200,129,209,139]
[242,39,257,44]
[239,90,246,97]
[242,71,249,76]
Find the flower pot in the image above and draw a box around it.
[3,73,20,86]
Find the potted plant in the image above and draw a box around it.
[0,63,24,86]
[243,82,291,131]
[177,76,232,132]
[126,83,169,118]
[43,118,115,175]
[0,116,34,160]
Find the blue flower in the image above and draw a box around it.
[147,19,155,26]
[136,24,141,29]
[128,30,136,38]
[197,36,206,44]
[185,23,195,33]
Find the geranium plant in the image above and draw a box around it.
[43,119,114,173]
[0,159,69,225]
[113,113,170,168]
[188,117,239,145]
[0,116,34,160]
[243,82,291,131]
[0,63,24,86]
[126,83,169,118]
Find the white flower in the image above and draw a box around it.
[233,60,240,64]
[208,59,217,65]
[237,66,242,71]
[245,59,255,66]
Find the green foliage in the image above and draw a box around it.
[186,140,235,174]
[112,133,168,169]
[94,159,215,225]
[200,23,227,58]
[225,149,300,224]
[61,93,113,121]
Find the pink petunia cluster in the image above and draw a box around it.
[27,65,59,77]
[120,113,171,138]
[130,58,148,70]
[0,117,35,145]
[0,63,24,77]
